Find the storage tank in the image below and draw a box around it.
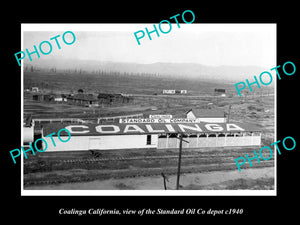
[23,126,34,144]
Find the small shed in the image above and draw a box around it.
[54,94,67,102]
[214,88,225,93]
[32,93,44,101]
[31,87,39,92]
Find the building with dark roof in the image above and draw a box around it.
[32,93,61,102]
[97,93,133,105]
[66,93,98,106]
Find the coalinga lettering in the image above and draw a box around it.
[64,123,245,135]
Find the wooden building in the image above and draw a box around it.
[42,122,261,152]
[66,93,98,106]
[97,93,133,105]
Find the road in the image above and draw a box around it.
[129,94,274,98]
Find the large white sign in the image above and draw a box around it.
[149,114,173,119]
[119,118,202,123]
[64,123,245,135]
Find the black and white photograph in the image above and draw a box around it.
[3,2,299,221]
[20,24,276,195]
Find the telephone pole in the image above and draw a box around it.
[228,104,231,123]
[176,133,189,190]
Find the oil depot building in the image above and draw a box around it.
[42,121,262,152]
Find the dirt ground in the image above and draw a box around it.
[25,167,274,190]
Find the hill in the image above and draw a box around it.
[24,58,265,83]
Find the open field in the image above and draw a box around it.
[24,71,244,95]
[23,147,274,190]
[24,71,274,133]
[26,167,274,190]
[23,71,275,190]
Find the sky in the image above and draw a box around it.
[22,24,276,68]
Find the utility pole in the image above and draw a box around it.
[228,104,231,123]
[161,173,168,190]
[176,133,189,190]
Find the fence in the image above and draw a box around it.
[33,118,86,125]
[32,114,144,125]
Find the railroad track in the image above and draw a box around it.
[23,160,274,187]
[24,150,273,166]
[24,148,275,187]
[49,154,234,164]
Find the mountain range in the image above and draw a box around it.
[24,57,266,83]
